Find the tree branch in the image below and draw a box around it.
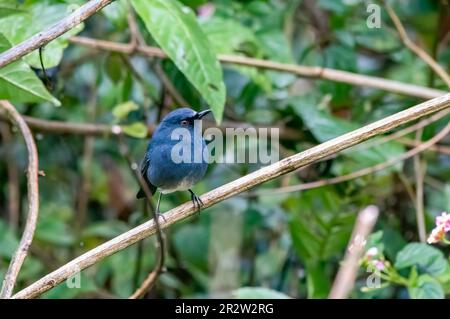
[385,3,450,88]
[0,0,116,69]
[329,206,379,299]
[250,119,450,196]
[11,93,450,299]
[0,100,39,298]
[0,113,301,141]
[69,36,447,100]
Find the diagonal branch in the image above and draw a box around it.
[385,3,450,88]
[329,205,379,299]
[0,100,39,298]
[10,94,450,299]
[0,0,116,68]
[69,36,448,100]
[250,119,450,196]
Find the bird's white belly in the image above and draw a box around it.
[159,177,195,194]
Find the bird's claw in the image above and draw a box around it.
[190,191,204,214]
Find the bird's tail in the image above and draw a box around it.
[136,182,157,199]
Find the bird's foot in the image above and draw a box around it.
[189,189,204,214]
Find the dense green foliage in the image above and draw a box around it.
[0,0,449,299]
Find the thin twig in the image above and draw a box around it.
[0,0,116,68]
[348,108,450,153]
[153,61,189,107]
[413,128,427,243]
[117,136,165,299]
[398,138,450,154]
[11,94,450,299]
[69,36,447,100]
[329,206,379,299]
[0,100,39,298]
[76,92,96,233]
[0,113,300,141]
[384,2,450,243]
[385,3,450,87]
[250,120,450,196]
[0,123,20,229]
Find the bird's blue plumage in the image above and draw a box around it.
[137,108,209,198]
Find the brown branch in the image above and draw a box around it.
[398,138,450,154]
[0,0,116,69]
[69,36,448,100]
[413,128,427,243]
[251,119,450,196]
[349,108,450,153]
[0,113,300,141]
[153,61,189,107]
[385,3,450,88]
[0,123,20,229]
[329,206,379,299]
[0,100,39,298]
[10,94,450,299]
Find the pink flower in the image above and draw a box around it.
[372,260,385,271]
[197,4,215,19]
[436,212,450,232]
[427,212,450,244]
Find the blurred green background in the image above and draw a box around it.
[0,0,449,299]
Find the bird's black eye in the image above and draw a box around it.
[180,120,189,126]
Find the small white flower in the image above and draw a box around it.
[366,247,378,257]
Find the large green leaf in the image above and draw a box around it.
[201,16,271,91]
[0,1,84,68]
[305,260,331,298]
[0,33,60,105]
[132,0,226,122]
[408,275,444,299]
[395,243,448,276]
[286,188,355,262]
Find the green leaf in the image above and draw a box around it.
[290,94,404,170]
[0,33,60,105]
[232,287,291,299]
[0,1,84,68]
[201,16,271,91]
[395,243,448,276]
[173,223,209,271]
[102,0,129,30]
[132,0,226,122]
[122,122,148,138]
[35,218,75,247]
[286,188,355,262]
[408,275,444,299]
[0,0,25,18]
[305,260,331,298]
[112,101,139,120]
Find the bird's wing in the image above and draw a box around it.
[136,156,157,199]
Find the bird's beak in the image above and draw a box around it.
[196,109,211,119]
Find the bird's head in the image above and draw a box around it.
[160,107,211,130]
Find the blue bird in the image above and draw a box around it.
[137,107,211,213]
